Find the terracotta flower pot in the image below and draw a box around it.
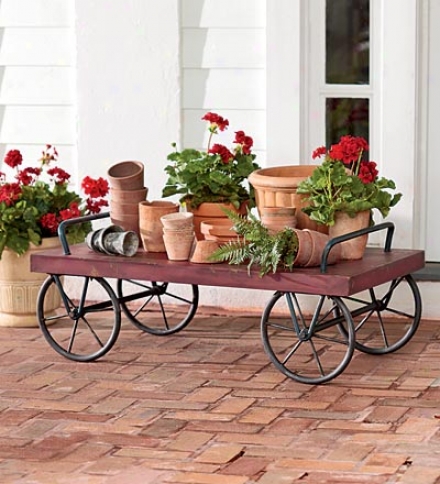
[328,210,371,260]
[260,207,297,233]
[200,218,239,243]
[160,212,194,231]
[248,165,328,233]
[110,187,148,203]
[107,161,144,190]
[0,238,62,327]
[293,229,340,267]
[139,200,179,252]
[163,232,195,261]
[186,201,248,240]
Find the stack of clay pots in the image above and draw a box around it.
[160,212,196,261]
[107,161,147,234]
[138,201,179,252]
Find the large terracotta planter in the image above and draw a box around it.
[186,201,248,240]
[248,165,328,233]
[0,238,62,327]
[328,210,371,260]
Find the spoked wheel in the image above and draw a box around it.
[338,274,422,354]
[116,279,199,335]
[37,275,121,362]
[261,292,355,385]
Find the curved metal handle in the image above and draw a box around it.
[320,221,395,273]
[58,211,111,255]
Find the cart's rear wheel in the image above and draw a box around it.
[338,274,422,354]
[116,279,198,335]
[37,275,121,362]
[261,292,355,385]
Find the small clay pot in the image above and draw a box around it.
[190,240,221,264]
[107,161,144,190]
[200,219,238,240]
[110,187,148,203]
[163,232,195,261]
[260,206,297,233]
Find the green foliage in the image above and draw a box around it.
[297,160,402,226]
[209,209,299,277]
[162,113,261,208]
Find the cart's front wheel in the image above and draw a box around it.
[261,292,355,385]
[338,274,422,354]
[37,275,121,362]
[116,280,198,335]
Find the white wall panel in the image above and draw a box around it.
[181,0,264,28]
[0,0,72,27]
[183,69,265,110]
[0,106,75,145]
[183,29,265,68]
[0,29,73,66]
[0,67,73,104]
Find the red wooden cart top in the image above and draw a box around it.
[31,244,424,297]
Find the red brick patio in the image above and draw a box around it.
[0,312,439,483]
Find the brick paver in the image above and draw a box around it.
[0,312,439,483]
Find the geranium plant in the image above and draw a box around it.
[297,135,402,226]
[162,112,260,209]
[0,145,109,258]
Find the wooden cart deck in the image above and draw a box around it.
[31,243,425,297]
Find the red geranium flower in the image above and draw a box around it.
[358,161,379,184]
[202,112,229,132]
[209,143,234,164]
[16,167,42,186]
[47,167,71,184]
[4,150,23,169]
[81,176,109,198]
[40,213,59,234]
[0,183,22,206]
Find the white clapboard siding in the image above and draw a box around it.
[0,1,74,159]
[0,28,73,66]
[0,0,72,27]
[181,0,266,160]
[0,67,73,105]
[182,109,266,152]
[183,29,265,68]
[181,0,265,28]
[0,106,75,145]
[183,69,265,110]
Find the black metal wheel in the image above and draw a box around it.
[261,292,355,385]
[37,275,121,362]
[338,274,422,354]
[116,279,199,335]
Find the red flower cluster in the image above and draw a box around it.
[0,145,109,235]
[234,130,253,155]
[209,143,233,164]
[202,112,229,132]
[313,135,378,185]
[203,113,254,164]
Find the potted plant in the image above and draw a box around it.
[209,209,340,276]
[162,112,261,238]
[0,145,109,327]
[296,135,402,259]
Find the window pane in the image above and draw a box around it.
[326,98,369,146]
[326,0,370,84]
